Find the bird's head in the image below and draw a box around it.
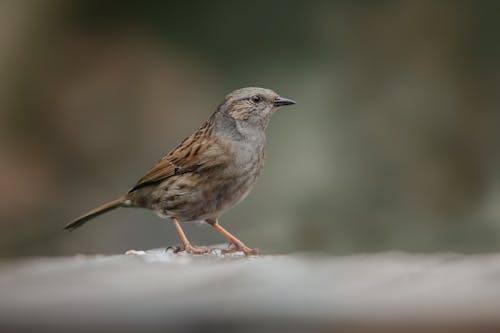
[218,87,295,128]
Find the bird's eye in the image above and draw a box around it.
[251,95,262,103]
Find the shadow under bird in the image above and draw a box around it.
[64,87,296,255]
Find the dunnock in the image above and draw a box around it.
[64,87,296,255]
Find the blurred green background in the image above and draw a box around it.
[1,0,499,257]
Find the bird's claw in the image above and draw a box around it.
[223,244,259,256]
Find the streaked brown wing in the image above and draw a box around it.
[129,129,229,192]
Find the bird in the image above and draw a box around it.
[64,87,296,255]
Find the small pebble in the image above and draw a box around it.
[125,250,146,255]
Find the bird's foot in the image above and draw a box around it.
[223,244,259,256]
[174,244,210,255]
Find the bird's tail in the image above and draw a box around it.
[63,196,127,231]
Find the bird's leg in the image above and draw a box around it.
[205,219,258,256]
[171,217,209,254]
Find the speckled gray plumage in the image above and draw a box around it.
[131,91,271,222]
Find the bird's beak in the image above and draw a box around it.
[273,96,296,107]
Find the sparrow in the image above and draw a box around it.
[64,87,296,255]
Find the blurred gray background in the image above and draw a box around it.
[1,0,499,257]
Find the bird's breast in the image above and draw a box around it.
[148,137,266,221]
[214,140,266,207]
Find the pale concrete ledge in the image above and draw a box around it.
[1,249,500,332]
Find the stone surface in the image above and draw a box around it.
[1,249,500,332]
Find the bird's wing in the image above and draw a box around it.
[129,131,229,192]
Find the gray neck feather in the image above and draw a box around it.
[211,111,266,145]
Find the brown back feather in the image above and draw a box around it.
[129,118,229,192]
